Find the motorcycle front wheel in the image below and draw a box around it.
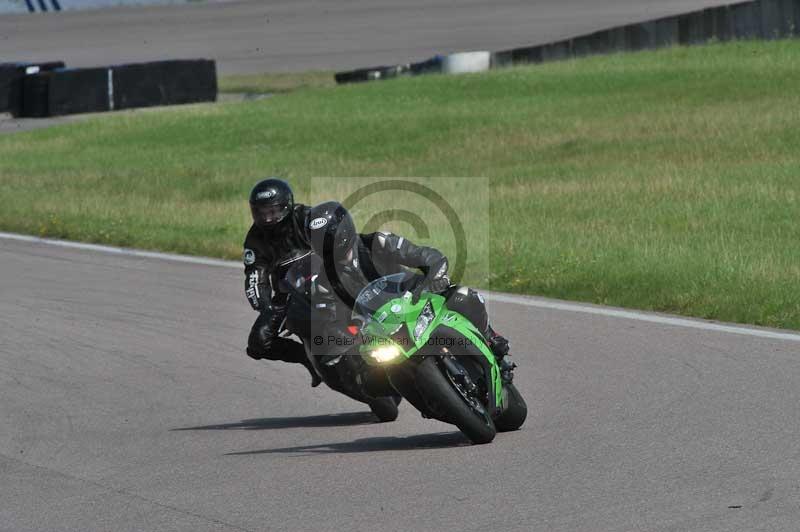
[415,356,496,445]
[367,395,401,422]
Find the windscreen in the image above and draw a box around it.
[352,272,416,323]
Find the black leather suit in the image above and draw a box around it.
[243,204,313,369]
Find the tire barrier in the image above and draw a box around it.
[495,0,799,68]
[409,55,444,75]
[20,72,52,117]
[333,65,408,84]
[0,61,64,116]
[334,51,491,84]
[111,59,217,111]
[333,55,451,84]
[677,11,710,45]
[49,67,111,116]
[15,59,217,118]
[334,0,800,84]
[511,46,543,65]
[20,67,110,117]
[541,40,572,62]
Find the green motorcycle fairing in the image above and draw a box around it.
[356,289,504,410]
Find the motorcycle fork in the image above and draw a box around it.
[440,353,479,398]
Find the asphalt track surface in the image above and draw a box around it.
[2,235,800,532]
[1,0,734,75]
[4,2,800,530]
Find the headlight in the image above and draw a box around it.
[370,345,402,363]
[413,300,435,340]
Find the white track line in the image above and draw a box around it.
[0,231,239,269]
[2,231,799,343]
[483,292,800,343]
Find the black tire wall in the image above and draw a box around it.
[48,68,110,116]
[0,62,64,116]
[112,59,217,111]
[15,59,217,118]
[338,0,800,84]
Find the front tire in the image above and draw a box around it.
[367,396,401,422]
[415,357,496,444]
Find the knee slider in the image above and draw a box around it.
[248,317,278,360]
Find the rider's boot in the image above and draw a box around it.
[276,338,322,388]
[486,326,516,384]
[300,358,323,388]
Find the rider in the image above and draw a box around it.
[304,201,516,382]
[243,178,321,387]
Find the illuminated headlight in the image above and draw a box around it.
[413,300,435,340]
[370,345,402,363]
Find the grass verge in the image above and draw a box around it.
[1,40,799,330]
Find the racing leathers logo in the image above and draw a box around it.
[246,270,261,309]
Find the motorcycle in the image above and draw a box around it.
[352,272,527,444]
[278,252,401,422]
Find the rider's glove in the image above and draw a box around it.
[411,258,451,304]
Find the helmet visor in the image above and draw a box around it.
[251,203,290,226]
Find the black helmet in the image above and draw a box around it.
[249,178,293,228]
[307,201,358,265]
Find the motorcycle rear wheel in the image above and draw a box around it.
[494,383,527,432]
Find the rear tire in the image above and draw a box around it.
[415,357,496,444]
[494,383,527,432]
